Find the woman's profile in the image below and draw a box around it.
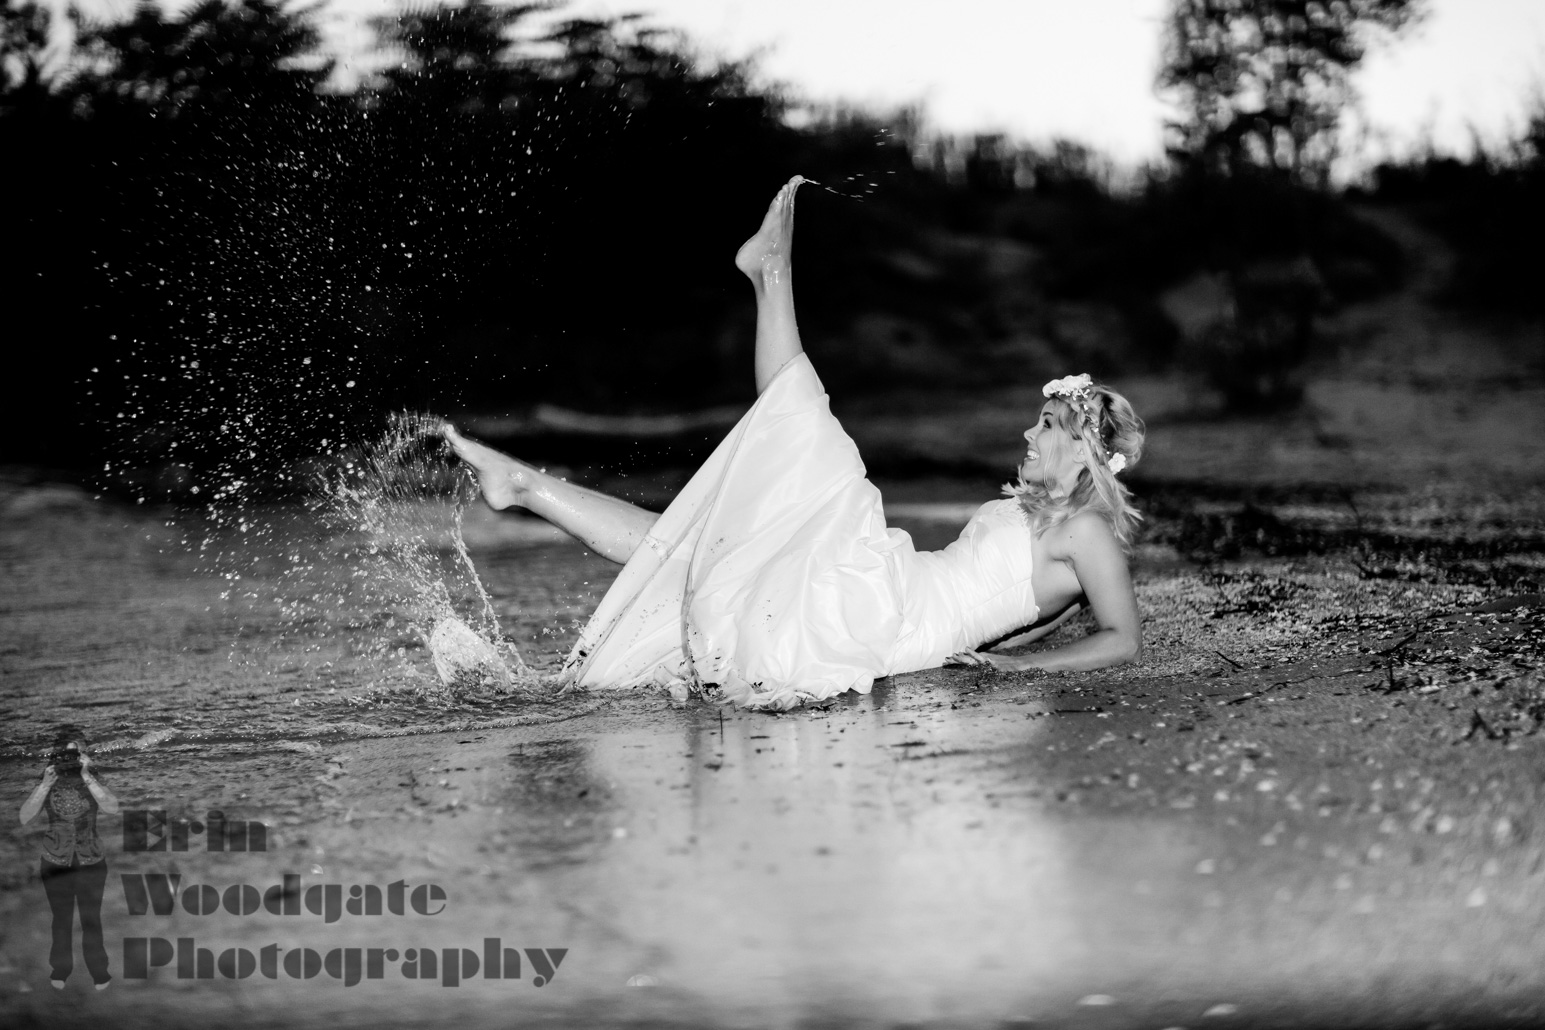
[447,177,1145,709]
[18,728,120,990]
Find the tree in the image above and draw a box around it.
[1159,0,1422,186]
[80,0,330,119]
[360,7,795,407]
[0,0,55,114]
[371,0,547,114]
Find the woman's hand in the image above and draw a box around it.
[40,764,58,788]
[78,753,93,776]
[1002,514,1140,673]
[945,650,1027,671]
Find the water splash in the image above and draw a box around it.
[313,411,534,695]
[797,175,881,201]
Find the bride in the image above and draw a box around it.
[445,177,1145,709]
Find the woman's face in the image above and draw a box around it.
[1021,402,1083,488]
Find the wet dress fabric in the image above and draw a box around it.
[564,353,1040,710]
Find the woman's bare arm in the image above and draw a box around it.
[19,767,55,824]
[984,602,1084,651]
[951,514,1140,673]
[79,754,120,815]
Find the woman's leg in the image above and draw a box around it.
[447,177,809,559]
[735,176,806,395]
[41,860,75,982]
[77,859,110,985]
[443,425,658,565]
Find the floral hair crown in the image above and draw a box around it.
[1042,373,1127,473]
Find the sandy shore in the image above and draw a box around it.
[2,471,1544,1027]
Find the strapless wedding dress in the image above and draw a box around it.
[563,353,1039,709]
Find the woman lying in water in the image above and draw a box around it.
[445,177,1145,709]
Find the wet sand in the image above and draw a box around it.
[2,472,1543,1028]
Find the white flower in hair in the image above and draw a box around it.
[1042,373,1094,401]
[1107,452,1128,473]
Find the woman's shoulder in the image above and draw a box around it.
[1040,509,1120,556]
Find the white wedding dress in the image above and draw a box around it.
[563,353,1040,709]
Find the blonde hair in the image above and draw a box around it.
[1003,381,1146,555]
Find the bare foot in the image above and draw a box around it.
[735,175,804,283]
[442,424,532,511]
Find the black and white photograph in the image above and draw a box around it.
[2,0,1543,1026]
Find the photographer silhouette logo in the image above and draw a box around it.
[18,727,121,991]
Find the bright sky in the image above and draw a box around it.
[548,0,1545,169]
[48,0,1545,169]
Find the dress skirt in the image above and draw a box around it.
[564,353,915,709]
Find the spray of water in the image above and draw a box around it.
[314,410,542,697]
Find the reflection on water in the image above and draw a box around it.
[5,679,1536,1029]
[573,703,1074,1019]
[1,694,1093,1027]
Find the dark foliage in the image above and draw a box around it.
[0,1,816,477]
[1367,109,1545,319]
[991,161,1404,405]
[1153,0,1422,408]
[0,0,1424,482]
